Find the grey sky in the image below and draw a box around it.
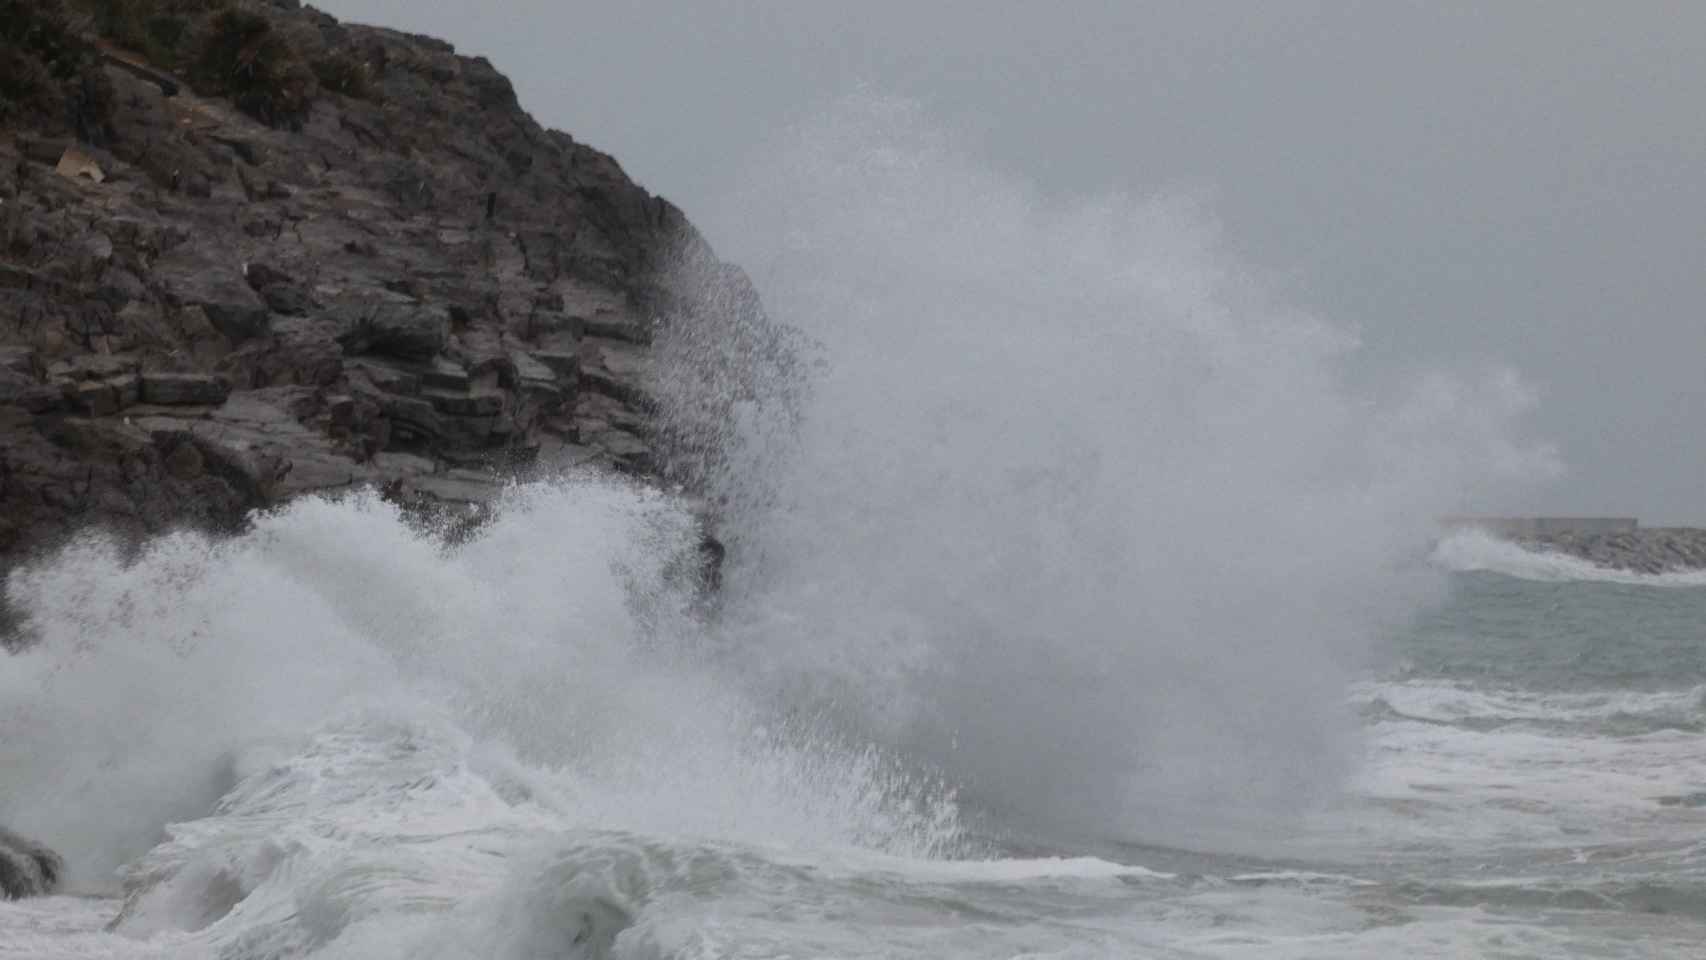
[323,1,1706,523]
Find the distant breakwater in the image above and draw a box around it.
[1446,518,1706,573]
[1516,528,1706,574]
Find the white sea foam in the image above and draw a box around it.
[1342,687,1706,858]
[0,480,961,897]
[1356,679,1706,728]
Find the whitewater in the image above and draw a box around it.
[4,99,1702,957]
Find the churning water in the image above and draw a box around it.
[4,99,1699,958]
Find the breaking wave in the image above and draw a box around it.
[0,482,962,899]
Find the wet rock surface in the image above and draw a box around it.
[0,1,756,581]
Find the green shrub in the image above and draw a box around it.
[0,0,86,76]
[0,0,114,137]
[0,44,57,126]
[6,1,361,134]
[71,1,223,65]
[312,51,373,100]
[188,8,317,128]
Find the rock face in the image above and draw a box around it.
[1516,528,1706,574]
[0,1,757,587]
[0,827,62,900]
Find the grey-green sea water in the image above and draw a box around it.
[1404,572,1706,696]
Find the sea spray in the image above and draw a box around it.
[0,94,1663,960]
[0,478,961,900]
[661,95,1560,844]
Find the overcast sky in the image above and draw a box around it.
[324,1,1706,523]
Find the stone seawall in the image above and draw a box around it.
[1442,516,1640,537]
[1445,517,1706,573]
[1510,528,1706,574]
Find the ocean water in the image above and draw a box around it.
[5,99,1699,957]
[5,510,1703,959]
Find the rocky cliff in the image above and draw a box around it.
[0,1,760,595]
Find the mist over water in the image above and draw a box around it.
[670,96,1559,843]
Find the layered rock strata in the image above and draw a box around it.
[0,0,758,580]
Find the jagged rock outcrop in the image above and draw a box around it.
[0,0,758,587]
[2,4,768,892]
[0,827,62,900]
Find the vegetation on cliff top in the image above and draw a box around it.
[0,0,115,138]
[0,0,375,134]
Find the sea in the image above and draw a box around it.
[3,98,1701,958]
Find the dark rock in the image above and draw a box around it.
[0,383,62,413]
[527,311,583,340]
[47,355,134,382]
[68,379,120,416]
[421,357,471,391]
[243,262,293,291]
[19,138,69,168]
[259,283,313,316]
[382,396,442,448]
[140,373,230,406]
[424,388,504,417]
[587,427,652,471]
[349,359,422,396]
[532,348,580,379]
[163,440,206,481]
[698,529,727,592]
[0,827,63,900]
[109,374,140,409]
[0,347,36,378]
[581,366,644,406]
[155,249,270,343]
[0,362,37,407]
[335,301,452,360]
[583,314,650,344]
[96,266,148,308]
[509,349,562,401]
